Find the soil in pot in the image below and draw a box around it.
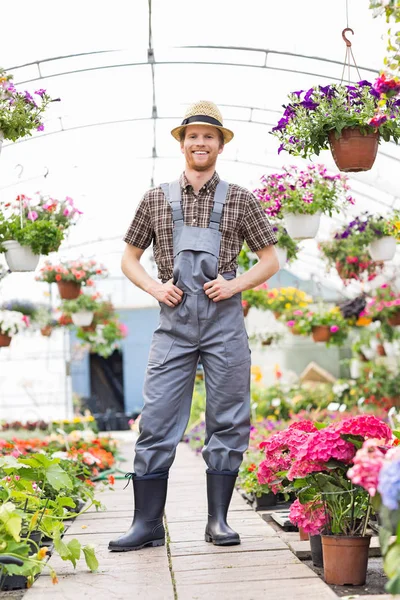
[255,492,277,510]
[328,128,379,172]
[322,534,371,585]
[312,325,331,343]
[310,534,323,567]
[57,280,82,300]
[0,334,12,347]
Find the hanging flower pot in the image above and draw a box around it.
[328,128,379,173]
[0,333,12,347]
[283,212,321,240]
[71,311,94,327]
[275,246,287,269]
[81,324,97,332]
[368,236,396,262]
[321,535,371,585]
[311,325,331,343]
[2,241,40,272]
[40,325,53,337]
[388,311,400,326]
[57,281,81,300]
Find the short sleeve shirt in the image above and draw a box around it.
[124,171,277,282]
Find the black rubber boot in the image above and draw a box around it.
[205,472,240,546]
[108,477,167,552]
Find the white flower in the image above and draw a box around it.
[0,310,29,335]
[271,398,281,407]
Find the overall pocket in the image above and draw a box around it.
[148,332,175,366]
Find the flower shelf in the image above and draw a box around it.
[328,128,379,172]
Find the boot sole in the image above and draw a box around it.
[108,539,165,552]
[204,533,240,546]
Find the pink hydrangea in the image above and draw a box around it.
[296,428,356,464]
[334,415,392,443]
[289,498,328,535]
[288,420,318,434]
[347,439,387,497]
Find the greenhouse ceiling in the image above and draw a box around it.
[0,0,399,300]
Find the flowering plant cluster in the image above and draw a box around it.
[253,164,354,218]
[356,361,400,411]
[0,69,55,142]
[62,292,102,315]
[0,205,63,256]
[0,309,30,336]
[348,438,400,593]
[76,318,128,358]
[289,498,327,535]
[271,81,400,158]
[283,306,349,346]
[361,284,400,322]
[238,454,273,497]
[242,282,270,311]
[2,193,82,231]
[263,287,312,315]
[36,259,108,285]
[271,222,299,262]
[319,215,384,283]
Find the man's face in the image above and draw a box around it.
[180,125,224,172]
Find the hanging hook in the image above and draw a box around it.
[43,166,49,178]
[15,164,24,179]
[342,27,354,47]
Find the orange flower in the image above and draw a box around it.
[107,474,115,485]
[37,547,49,560]
[55,274,62,282]
[84,479,95,487]
[248,464,256,472]
[52,575,59,585]
[356,316,372,327]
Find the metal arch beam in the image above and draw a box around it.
[1,115,398,204]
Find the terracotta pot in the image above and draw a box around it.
[377,343,386,356]
[328,128,379,172]
[57,281,81,300]
[387,397,400,408]
[312,325,331,343]
[81,324,97,332]
[291,327,302,336]
[0,334,12,347]
[40,325,53,337]
[273,311,281,319]
[322,535,371,585]
[388,311,400,327]
[243,305,250,317]
[299,527,309,541]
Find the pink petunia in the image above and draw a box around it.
[27,210,38,221]
[330,325,339,333]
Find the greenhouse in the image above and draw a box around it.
[0,0,399,598]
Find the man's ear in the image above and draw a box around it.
[218,144,225,155]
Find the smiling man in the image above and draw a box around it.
[109,101,279,553]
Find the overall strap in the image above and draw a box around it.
[209,180,229,231]
[160,181,183,225]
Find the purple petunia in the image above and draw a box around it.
[301,100,319,111]
[34,89,46,97]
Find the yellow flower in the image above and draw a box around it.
[251,365,263,383]
[350,389,356,396]
[285,303,291,309]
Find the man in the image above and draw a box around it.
[109,101,279,552]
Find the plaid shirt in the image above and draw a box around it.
[124,171,277,282]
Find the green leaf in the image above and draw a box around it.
[66,539,81,568]
[386,572,400,595]
[379,525,393,556]
[392,430,400,440]
[83,545,99,572]
[46,464,73,491]
[340,433,364,449]
[384,544,400,579]
[55,497,76,509]
[53,530,72,561]
[0,456,29,470]
[314,422,328,430]
[0,502,22,541]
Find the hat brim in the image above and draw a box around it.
[171,122,234,144]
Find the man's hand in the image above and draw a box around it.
[204,274,235,302]
[151,278,183,307]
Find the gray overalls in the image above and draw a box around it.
[134,179,251,478]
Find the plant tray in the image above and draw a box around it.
[270,509,297,530]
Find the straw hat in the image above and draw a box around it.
[171,101,234,144]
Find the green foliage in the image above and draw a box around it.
[0,217,63,255]
[62,294,100,314]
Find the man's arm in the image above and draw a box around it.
[204,245,279,301]
[121,244,183,307]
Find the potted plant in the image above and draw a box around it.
[270,222,299,267]
[356,361,400,411]
[61,294,101,327]
[254,165,355,239]
[242,283,270,315]
[353,211,400,261]
[0,69,55,148]
[0,310,30,347]
[263,287,312,319]
[319,215,384,284]
[271,80,400,172]
[238,458,277,509]
[308,308,350,345]
[76,318,128,357]
[362,284,400,327]
[36,259,108,299]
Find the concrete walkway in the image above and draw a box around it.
[24,436,340,600]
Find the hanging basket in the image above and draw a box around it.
[0,333,12,347]
[311,325,331,343]
[275,246,288,269]
[328,128,379,173]
[40,325,53,337]
[368,236,396,262]
[283,212,321,240]
[71,311,94,327]
[322,535,371,585]
[388,311,400,327]
[57,281,81,300]
[2,241,40,272]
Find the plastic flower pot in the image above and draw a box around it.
[0,573,30,591]
[57,280,81,300]
[275,246,287,269]
[299,527,309,541]
[71,311,94,327]
[0,333,12,347]
[21,529,42,555]
[388,311,400,326]
[321,535,371,585]
[312,325,331,342]
[283,212,321,240]
[310,534,324,567]
[40,325,53,337]
[328,128,379,172]
[368,236,396,262]
[255,492,277,510]
[2,240,40,272]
